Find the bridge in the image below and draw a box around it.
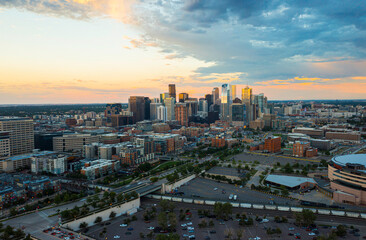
[114,182,161,196]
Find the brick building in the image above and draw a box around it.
[264,136,281,153]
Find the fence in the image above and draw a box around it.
[146,194,365,219]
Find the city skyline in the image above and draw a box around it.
[1,1,366,104]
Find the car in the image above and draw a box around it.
[182,227,187,230]
[188,235,195,239]
[249,237,261,240]
[295,236,301,239]
[204,237,211,240]
[229,194,233,200]
[105,222,111,225]
[239,185,243,188]
[120,224,128,227]
[125,232,132,235]
[127,227,134,231]
[288,233,294,236]
[148,227,154,230]
[183,234,189,237]
[289,228,295,231]
[260,219,269,223]
[113,235,120,239]
[188,230,194,233]
[181,224,187,227]
[187,222,193,226]
[309,233,316,236]
[209,230,216,234]
[214,188,218,191]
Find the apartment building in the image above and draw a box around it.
[31,154,67,175]
[0,117,34,156]
[53,134,100,152]
[0,131,10,160]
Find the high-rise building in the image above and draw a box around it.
[111,115,133,127]
[175,103,188,127]
[168,84,176,100]
[179,93,189,103]
[150,103,163,120]
[128,96,145,123]
[221,84,231,121]
[242,86,252,103]
[212,87,219,105]
[164,97,176,121]
[105,103,122,117]
[230,85,237,100]
[242,86,253,123]
[160,92,169,103]
[157,105,167,122]
[144,97,151,120]
[205,94,213,108]
[254,93,265,116]
[230,99,245,122]
[0,117,34,156]
[0,131,10,160]
[185,98,198,117]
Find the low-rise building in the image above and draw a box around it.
[264,136,281,153]
[0,151,56,172]
[80,159,120,179]
[31,154,67,175]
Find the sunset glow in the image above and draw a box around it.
[1,1,366,103]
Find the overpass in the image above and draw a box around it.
[114,182,161,196]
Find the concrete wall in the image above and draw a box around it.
[161,174,196,193]
[62,198,140,231]
[146,195,362,219]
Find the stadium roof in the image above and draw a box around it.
[332,154,366,168]
[265,174,316,188]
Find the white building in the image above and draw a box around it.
[31,154,67,175]
[157,105,167,122]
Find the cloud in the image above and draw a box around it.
[2,0,366,90]
[0,0,135,21]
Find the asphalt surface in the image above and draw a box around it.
[84,198,366,240]
[234,152,323,166]
[174,177,299,206]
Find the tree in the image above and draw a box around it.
[94,216,103,223]
[295,209,316,226]
[225,228,234,239]
[10,207,17,216]
[79,222,88,230]
[236,229,244,240]
[159,200,175,212]
[155,233,180,240]
[168,212,177,230]
[147,231,154,239]
[150,177,159,182]
[335,225,347,237]
[109,211,116,219]
[54,194,62,204]
[158,212,168,230]
[140,232,145,239]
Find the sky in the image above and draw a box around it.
[1,0,366,104]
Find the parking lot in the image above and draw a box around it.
[234,152,325,166]
[175,177,299,206]
[84,198,365,240]
[42,227,89,240]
